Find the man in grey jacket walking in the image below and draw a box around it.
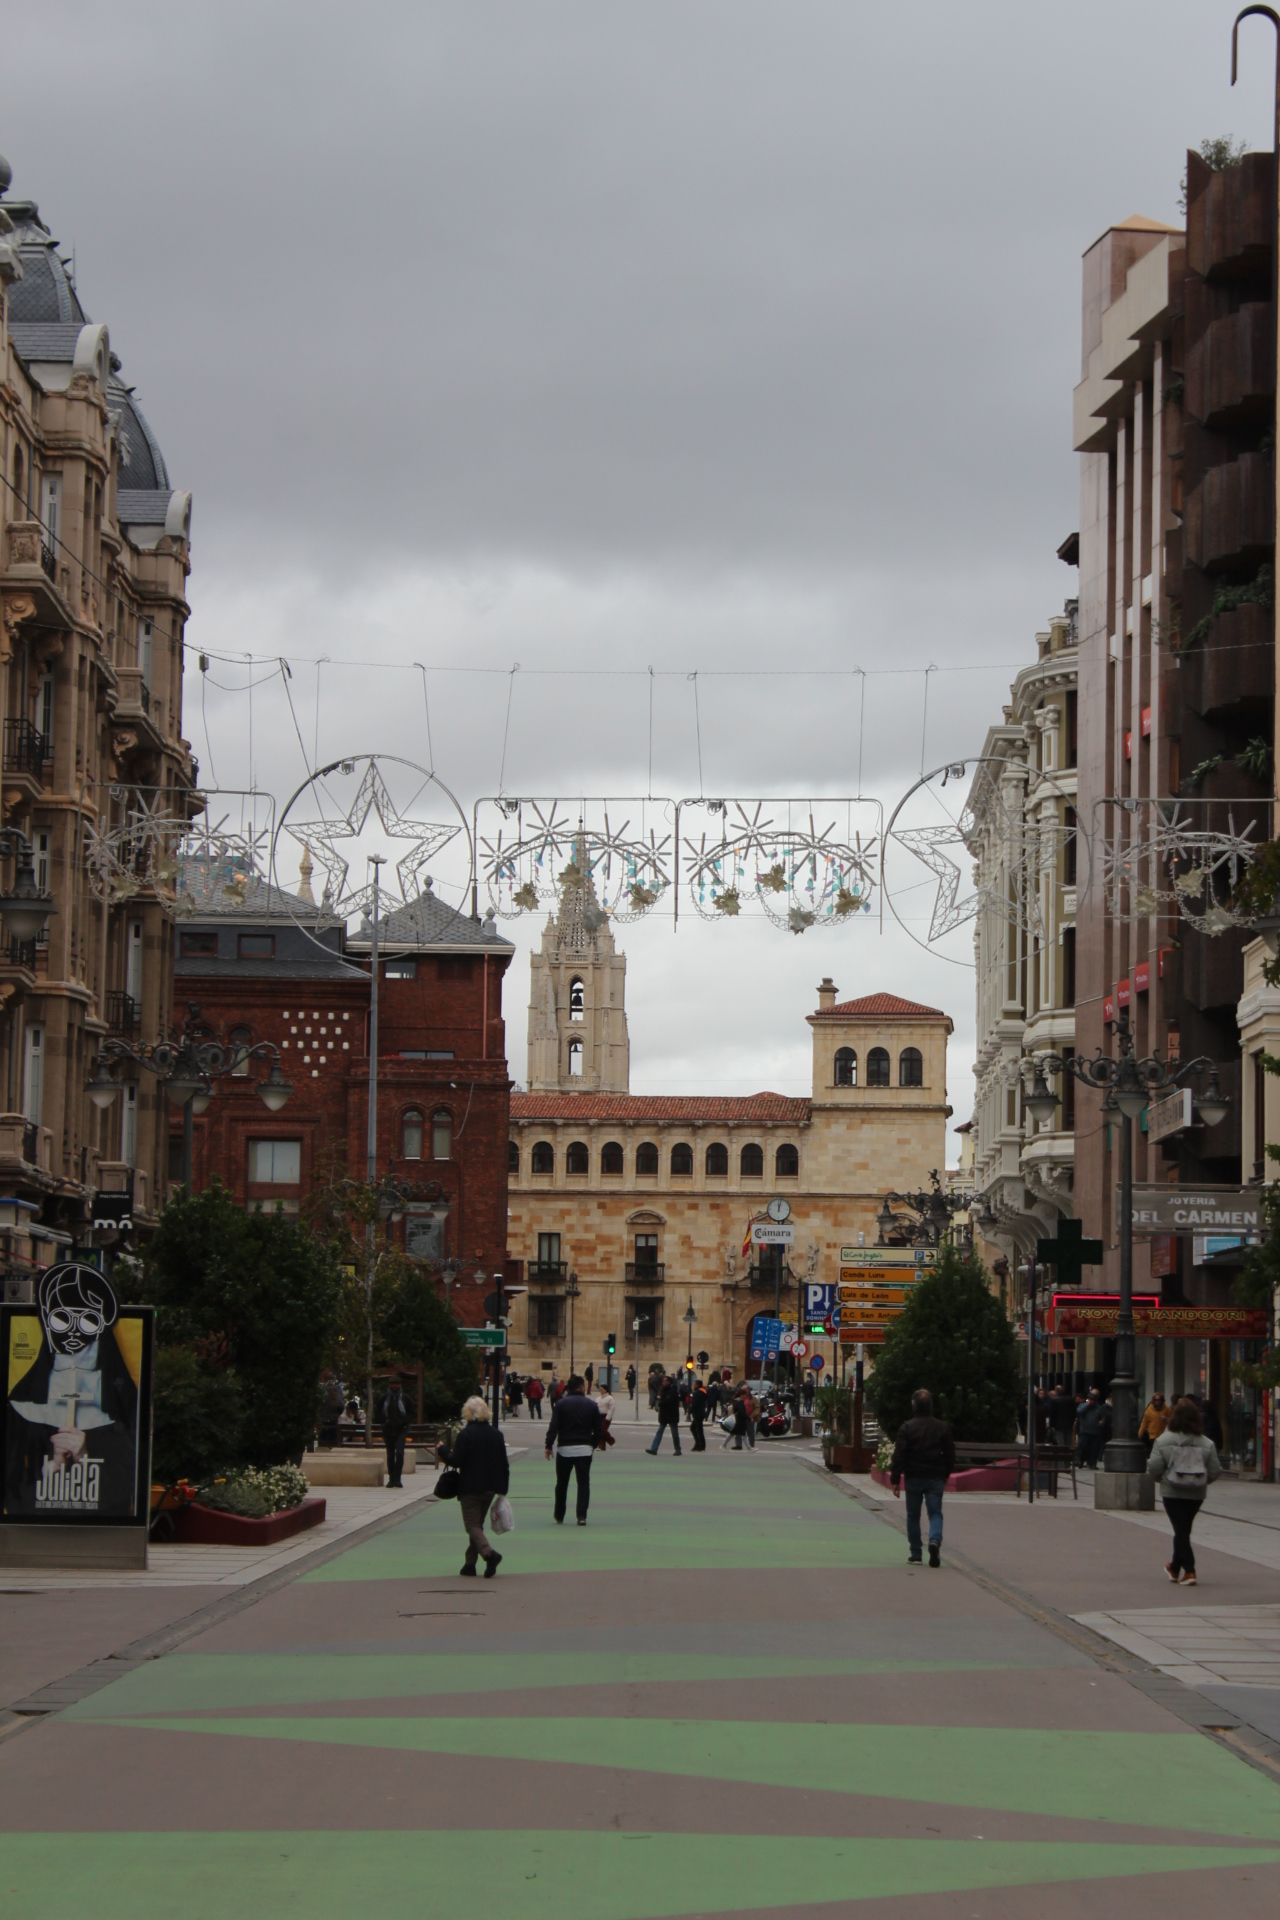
[890,1388,956,1568]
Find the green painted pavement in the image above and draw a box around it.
[4,1830,1277,1917]
[305,1456,899,1579]
[67,1649,994,1720]
[102,1714,1280,1841]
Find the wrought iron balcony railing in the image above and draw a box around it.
[3,718,50,777]
[624,1262,665,1286]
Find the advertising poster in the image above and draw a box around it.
[1,1265,152,1526]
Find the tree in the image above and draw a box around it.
[139,1183,345,1466]
[373,1251,478,1418]
[864,1246,1020,1442]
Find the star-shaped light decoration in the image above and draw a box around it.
[285,761,460,921]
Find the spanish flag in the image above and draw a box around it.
[741,1216,757,1259]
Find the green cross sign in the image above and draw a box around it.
[1036,1217,1103,1290]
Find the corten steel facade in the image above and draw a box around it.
[173,875,515,1325]
[1071,155,1274,1416]
[0,157,196,1283]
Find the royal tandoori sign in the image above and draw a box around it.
[1050,1294,1268,1341]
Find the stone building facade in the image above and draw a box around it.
[969,603,1079,1260]
[526,851,629,1093]
[0,155,195,1286]
[173,869,516,1326]
[507,961,953,1383]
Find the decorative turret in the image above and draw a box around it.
[526,835,630,1092]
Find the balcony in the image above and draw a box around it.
[1187,150,1274,285]
[3,717,50,786]
[111,667,166,751]
[527,1259,567,1284]
[1185,302,1274,431]
[748,1264,795,1291]
[0,1113,54,1187]
[106,990,141,1037]
[1193,602,1274,720]
[625,1262,665,1286]
[1183,451,1273,574]
[3,929,48,974]
[1,519,75,629]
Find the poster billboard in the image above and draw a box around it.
[1,1265,153,1526]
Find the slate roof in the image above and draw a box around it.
[5,205,86,323]
[175,953,358,982]
[510,1093,811,1126]
[350,890,513,953]
[116,491,170,526]
[810,992,949,1021]
[8,320,83,361]
[175,855,329,923]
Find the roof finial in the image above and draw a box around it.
[0,155,12,198]
[296,847,315,906]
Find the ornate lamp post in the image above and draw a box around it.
[1024,1010,1228,1478]
[87,1003,293,1190]
[876,1172,980,1249]
[565,1269,581,1377]
[683,1297,697,1367]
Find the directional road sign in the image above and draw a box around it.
[461,1328,505,1348]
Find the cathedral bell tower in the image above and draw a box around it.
[526,840,630,1093]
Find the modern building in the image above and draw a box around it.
[506,888,954,1381]
[969,602,1079,1261]
[0,155,196,1287]
[172,861,516,1322]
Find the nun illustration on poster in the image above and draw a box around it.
[4,1264,140,1518]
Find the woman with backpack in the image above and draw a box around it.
[1147,1396,1222,1586]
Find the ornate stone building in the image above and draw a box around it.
[507,915,954,1381]
[969,602,1079,1259]
[0,155,195,1287]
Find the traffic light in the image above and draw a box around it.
[807,1321,826,1335]
[605,1331,617,1355]
[684,1357,695,1372]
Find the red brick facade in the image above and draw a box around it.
[173,901,514,1327]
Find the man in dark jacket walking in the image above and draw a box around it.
[890,1388,956,1568]
[545,1374,603,1525]
[647,1374,683,1455]
[379,1378,412,1488]
[689,1377,709,1451]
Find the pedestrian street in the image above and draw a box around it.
[2,1430,1279,1918]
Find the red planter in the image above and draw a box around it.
[171,1496,327,1546]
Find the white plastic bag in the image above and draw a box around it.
[490,1495,515,1535]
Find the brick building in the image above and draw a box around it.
[173,861,515,1322]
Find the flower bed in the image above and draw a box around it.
[172,1495,326,1547]
[870,1460,1023,1493]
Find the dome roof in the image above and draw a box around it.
[107,377,170,492]
[3,198,86,325]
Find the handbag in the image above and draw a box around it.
[433,1468,462,1500]
[490,1495,515,1535]
[718,1415,735,1433]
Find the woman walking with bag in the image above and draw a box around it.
[436,1395,510,1578]
[1147,1396,1222,1586]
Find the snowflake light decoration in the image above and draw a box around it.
[1098,799,1262,935]
[476,799,672,922]
[680,800,880,930]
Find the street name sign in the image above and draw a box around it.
[461,1328,505,1348]
[839,1248,935,1268]
[1126,1185,1264,1236]
[1147,1087,1192,1144]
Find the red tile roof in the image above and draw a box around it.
[810,992,949,1021]
[510,1093,811,1125]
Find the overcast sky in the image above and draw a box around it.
[4,1,1275,1135]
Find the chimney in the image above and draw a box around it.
[816,978,837,1012]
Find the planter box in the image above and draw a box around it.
[171,1496,326,1547]
[871,1460,1025,1494]
[824,1441,875,1474]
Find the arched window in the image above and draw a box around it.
[567,1038,583,1078]
[569,977,585,1022]
[740,1143,764,1177]
[705,1142,728,1176]
[671,1143,693,1176]
[601,1140,624,1175]
[867,1047,891,1088]
[636,1141,659,1176]
[566,1140,589,1175]
[775,1143,799,1177]
[834,1047,857,1087]
[899,1047,923,1088]
[508,1139,519,1174]
[531,1139,554,1175]
[431,1109,452,1160]
[402,1109,424,1160]
[229,1025,252,1077]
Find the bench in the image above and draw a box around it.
[950,1440,1078,1501]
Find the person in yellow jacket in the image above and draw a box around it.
[1138,1392,1170,1456]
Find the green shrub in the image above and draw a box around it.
[151,1344,244,1485]
[197,1464,310,1517]
[865,1246,1020,1443]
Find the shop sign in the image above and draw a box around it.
[1147,1087,1192,1144]
[1116,977,1132,1008]
[1049,1293,1267,1340]
[1133,960,1150,994]
[1103,993,1116,1024]
[1148,1234,1178,1278]
[1127,1186,1264,1236]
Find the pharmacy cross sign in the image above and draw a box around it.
[1036,1217,1104,1290]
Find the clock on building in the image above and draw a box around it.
[766,1197,791,1223]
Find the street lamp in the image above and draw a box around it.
[565,1269,581,1377]
[683,1297,697,1367]
[1031,1010,1228,1479]
[631,1312,644,1402]
[877,1172,977,1248]
[86,1004,294,1189]
[0,829,55,946]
